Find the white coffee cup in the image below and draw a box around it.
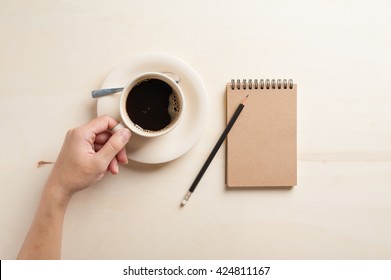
[119,72,184,137]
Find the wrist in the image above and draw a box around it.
[43,179,73,210]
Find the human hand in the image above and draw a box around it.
[46,115,131,198]
[17,116,131,260]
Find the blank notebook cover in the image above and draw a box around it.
[226,79,297,187]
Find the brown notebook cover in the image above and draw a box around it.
[226,79,297,187]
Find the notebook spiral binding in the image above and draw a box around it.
[230,79,293,90]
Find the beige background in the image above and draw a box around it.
[0,0,390,259]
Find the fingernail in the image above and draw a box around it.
[112,122,125,133]
[118,128,131,142]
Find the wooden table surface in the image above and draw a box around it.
[0,0,390,259]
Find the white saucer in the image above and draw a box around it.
[96,53,208,164]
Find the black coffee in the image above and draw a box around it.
[126,79,174,131]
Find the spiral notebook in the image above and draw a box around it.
[226,79,297,187]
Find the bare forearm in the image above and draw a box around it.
[17,116,130,259]
[17,182,71,259]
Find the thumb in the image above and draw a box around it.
[97,128,131,166]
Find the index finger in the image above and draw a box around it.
[85,115,120,134]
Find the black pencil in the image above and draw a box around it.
[181,94,249,206]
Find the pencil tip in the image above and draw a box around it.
[242,94,249,105]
